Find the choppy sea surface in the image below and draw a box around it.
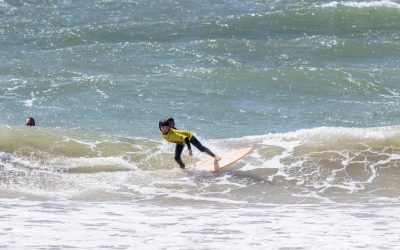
[1,0,400,249]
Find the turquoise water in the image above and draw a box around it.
[1,0,400,138]
[2,1,400,249]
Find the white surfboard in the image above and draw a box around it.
[189,147,252,173]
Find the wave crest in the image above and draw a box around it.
[322,1,400,9]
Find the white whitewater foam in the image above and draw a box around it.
[322,0,400,9]
[19,90,38,107]
[1,200,400,249]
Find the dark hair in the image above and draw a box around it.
[25,117,35,126]
[167,117,176,129]
[159,118,170,130]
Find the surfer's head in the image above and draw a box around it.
[159,118,170,134]
[25,117,35,126]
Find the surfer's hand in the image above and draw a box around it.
[188,149,193,156]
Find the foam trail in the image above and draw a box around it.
[322,1,400,9]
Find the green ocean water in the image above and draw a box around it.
[2,1,400,249]
[1,0,400,138]
[1,0,400,203]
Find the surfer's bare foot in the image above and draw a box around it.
[214,155,221,161]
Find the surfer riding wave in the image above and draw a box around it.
[159,117,221,169]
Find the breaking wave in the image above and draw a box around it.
[1,124,400,204]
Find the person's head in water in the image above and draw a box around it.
[25,117,35,126]
[159,118,170,134]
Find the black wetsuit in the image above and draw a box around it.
[174,136,215,169]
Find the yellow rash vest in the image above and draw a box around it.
[160,128,193,145]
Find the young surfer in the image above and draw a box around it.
[159,118,221,169]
